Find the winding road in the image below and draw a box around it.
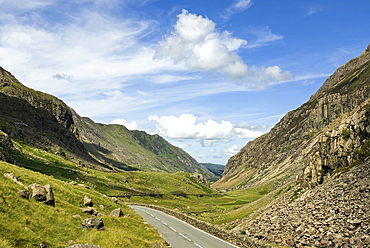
[129,205,239,248]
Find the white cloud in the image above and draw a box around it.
[155,9,292,83]
[174,10,215,43]
[109,118,138,130]
[0,0,57,12]
[223,145,240,157]
[222,0,253,20]
[52,73,74,81]
[305,5,326,16]
[148,113,266,146]
[246,26,283,49]
[260,66,294,82]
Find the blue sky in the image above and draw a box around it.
[0,0,369,165]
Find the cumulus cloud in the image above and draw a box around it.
[155,9,292,83]
[148,113,266,146]
[109,118,138,130]
[221,0,253,20]
[223,145,240,156]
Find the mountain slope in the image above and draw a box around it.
[0,67,213,177]
[213,43,370,190]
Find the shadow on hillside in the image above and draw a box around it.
[83,142,139,171]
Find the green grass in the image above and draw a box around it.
[0,161,164,248]
[1,137,295,244]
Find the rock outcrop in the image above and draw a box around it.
[215,43,370,191]
[0,130,14,163]
[190,173,210,187]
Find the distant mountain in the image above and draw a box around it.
[213,43,370,190]
[0,67,214,178]
[200,163,225,177]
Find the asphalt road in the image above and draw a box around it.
[129,205,239,248]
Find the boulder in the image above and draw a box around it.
[18,190,29,199]
[83,195,93,207]
[111,197,118,204]
[81,207,99,215]
[110,208,123,217]
[29,183,47,202]
[44,184,55,206]
[66,243,100,248]
[4,172,24,186]
[81,218,104,230]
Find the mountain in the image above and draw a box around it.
[210,43,370,247]
[0,67,214,178]
[200,163,225,177]
[213,43,370,190]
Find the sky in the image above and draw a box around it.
[0,0,369,165]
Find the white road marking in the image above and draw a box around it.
[179,233,192,242]
[194,243,203,248]
[161,221,168,225]
[132,206,239,248]
[168,226,177,232]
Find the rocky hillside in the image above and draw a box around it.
[235,158,370,247]
[213,43,370,191]
[0,67,213,177]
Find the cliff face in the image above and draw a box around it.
[0,67,213,176]
[214,44,370,190]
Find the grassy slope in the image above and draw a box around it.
[0,137,231,247]
[0,160,163,248]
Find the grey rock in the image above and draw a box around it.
[18,190,29,199]
[110,208,123,217]
[81,218,104,230]
[29,183,46,202]
[83,195,93,207]
[111,197,118,204]
[81,207,99,215]
[44,184,55,206]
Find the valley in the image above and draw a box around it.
[0,43,370,247]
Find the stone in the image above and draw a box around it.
[83,195,93,207]
[78,184,89,189]
[66,243,100,248]
[4,172,24,186]
[29,183,47,202]
[151,242,163,248]
[81,218,104,230]
[18,190,29,199]
[81,207,99,215]
[99,205,104,209]
[111,197,118,204]
[44,184,55,207]
[110,208,123,217]
[40,242,47,248]
[69,181,77,185]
